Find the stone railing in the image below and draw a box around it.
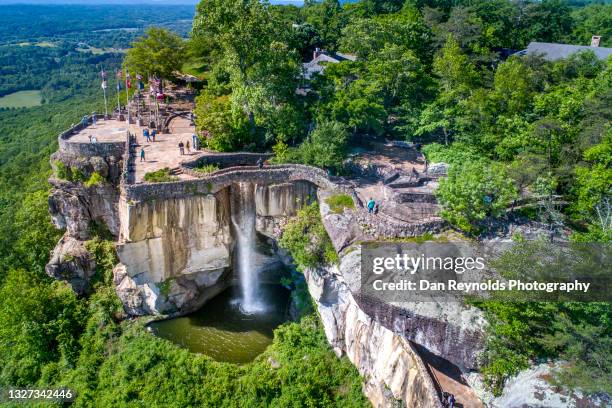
[58,114,125,157]
[181,152,272,173]
[163,110,192,132]
[123,164,352,202]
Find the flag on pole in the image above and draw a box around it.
[116,69,122,90]
[100,69,108,89]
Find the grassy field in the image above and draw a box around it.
[0,90,42,108]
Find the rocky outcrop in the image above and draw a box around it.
[115,181,318,315]
[304,257,442,408]
[46,149,123,292]
[48,179,121,240]
[489,363,611,408]
[45,234,96,295]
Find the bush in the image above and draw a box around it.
[325,194,355,214]
[143,168,178,183]
[54,160,69,180]
[436,160,518,233]
[194,92,252,152]
[84,171,104,188]
[274,121,349,171]
[194,164,220,174]
[279,202,338,271]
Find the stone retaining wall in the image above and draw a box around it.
[182,152,272,173]
[123,164,351,202]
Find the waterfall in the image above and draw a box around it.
[231,182,265,314]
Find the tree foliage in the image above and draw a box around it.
[124,27,186,79]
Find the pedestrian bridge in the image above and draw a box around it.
[122,163,353,203]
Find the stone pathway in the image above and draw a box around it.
[130,116,201,182]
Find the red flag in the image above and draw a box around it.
[127,79,132,89]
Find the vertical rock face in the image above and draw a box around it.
[115,190,232,315]
[255,181,317,239]
[304,256,443,408]
[46,151,123,293]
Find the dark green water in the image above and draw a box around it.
[149,285,290,364]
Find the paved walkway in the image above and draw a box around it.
[130,116,201,182]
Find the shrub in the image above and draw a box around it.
[54,160,69,180]
[436,160,518,233]
[143,168,178,183]
[194,164,220,174]
[325,194,355,214]
[279,202,338,271]
[84,171,104,188]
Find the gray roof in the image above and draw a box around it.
[515,42,612,61]
[303,52,357,79]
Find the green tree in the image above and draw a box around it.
[192,0,301,140]
[193,93,251,152]
[436,160,518,232]
[0,270,85,387]
[124,27,186,79]
[294,120,349,171]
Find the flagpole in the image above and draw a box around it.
[100,68,109,119]
[116,72,121,119]
[103,86,108,119]
[125,68,130,124]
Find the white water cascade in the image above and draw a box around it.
[231,182,265,314]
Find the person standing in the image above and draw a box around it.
[151,129,157,142]
[186,140,190,154]
[192,134,199,150]
[143,128,150,143]
[367,198,376,214]
[140,148,145,162]
[178,141,184,155]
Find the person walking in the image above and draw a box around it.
[140,148,145,162]
[151,129,157,142]
[367,198,376,214]
[186,140,190,154]
[257,157,264,169]
[178,141,185,155]
[143,128,150,143]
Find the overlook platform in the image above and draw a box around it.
[67,118,128,143]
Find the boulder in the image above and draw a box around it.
[46,234,96,295]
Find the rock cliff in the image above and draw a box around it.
[46,149,123,294]
[304,252,442,408]
[114,181,317,315]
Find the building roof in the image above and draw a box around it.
[515,42,612,61]
[302,51,357,79]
